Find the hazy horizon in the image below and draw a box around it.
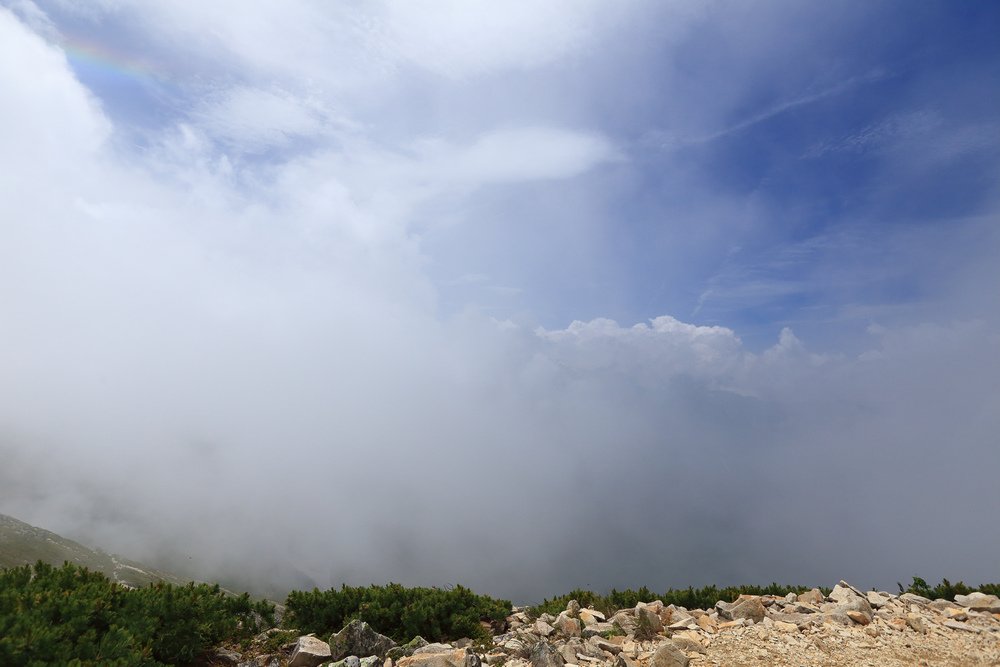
[1,1,998,603]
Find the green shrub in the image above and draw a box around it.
[0,561,274,666]
[284,583,511,642]
[898,576,1000,601]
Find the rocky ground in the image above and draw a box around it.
[215,582,1000,667]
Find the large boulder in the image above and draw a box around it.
[552,611,582,637]
[954,592,1000,613]
[716,598,765,624]
[635,603,664,634]
[796,589,824,605]
[608,611,636,635]
[289,636,333,667]
[670,635,705,655]
[813,582,872,627]
[329,621,397,661]
[581,621,615,638]
[649,641,689,667]
[588,636,622,655]
[866,591,891,609]
[578,608,606,626]
[534,620,556,637]
[829,581,864,603]
[529,641,565,667]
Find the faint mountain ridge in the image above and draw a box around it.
[0,512,189,588]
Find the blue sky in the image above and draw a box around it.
[38,0,1000,344]
[1,1,999,599]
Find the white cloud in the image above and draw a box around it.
[2,2,1000,601]
[538,316,745,380]
[194,86,349,152]
[381,0,610,78]
[0,9,109,178]
[418,127,618,186]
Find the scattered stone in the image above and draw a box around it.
[887,617,908,632]
[530,641,565,667]
[281,581,1000,667]
[942,620,980,633]
[837,596,874,623]
[716,597,765,624]
[899,593,931,606]
[649,641,689,667]
[829,583,861,604]
[717,620,746,630]
[289,636,333,667]
[846,610,871,625]
[670,636,705,655]
[797,589,825,605]
[608,612,636,636]
[535,621,556,637]
[836,581,865,597]
[866,591,891,608]
[589,637,622,655]
[695,615,716,633]
[553,612,583,638]
[635,603,664,634]
[413,644,455,655]
[773,621,799,633]
[944,607,969,621]
[581,622,615,639]
[955,592,1000,613]
[905,613,928,634]
[387,638,430,662]
[558,644,578,664]
[785,602,819,614]
[397,649,480,667]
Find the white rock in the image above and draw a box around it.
[866,591,890,608]
[289,636,333,667]
[954,592,1000,613]
[579,609,606,626]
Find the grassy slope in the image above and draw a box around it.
[0,512,188,588]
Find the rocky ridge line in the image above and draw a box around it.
[215,582,1000,667]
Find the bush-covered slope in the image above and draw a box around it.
[285,583,512,641]
[0,561,274,666]
[0,513,186,589]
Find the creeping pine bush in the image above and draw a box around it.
[898,576,1000,601]
[0,561,274,667]
[284,583,511,642]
